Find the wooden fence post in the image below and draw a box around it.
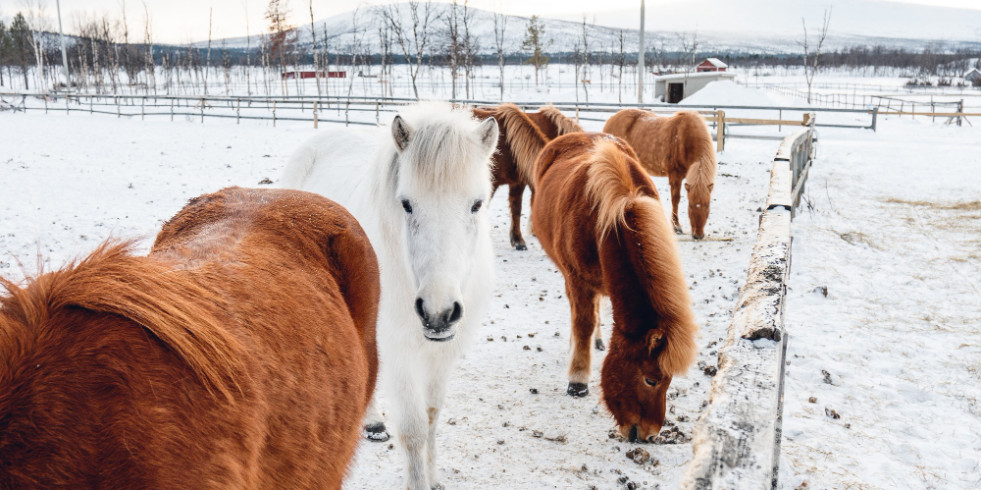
[716,109,725,152]
[313,101,319,129]
[957,99,963,127]
[273,101,277,127]
[200,98,205,123]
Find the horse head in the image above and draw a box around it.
[390,107,498,342]
[685,155,715,240]
[601,329,674,443]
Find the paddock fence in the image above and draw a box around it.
[680,123,815,489]
[1,92,872,149]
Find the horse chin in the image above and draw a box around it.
[422,329,456,342]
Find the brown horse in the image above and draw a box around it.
[531,133,698,442]
[473,103,550,250]
[0,187,379,488]
[603,109,717,239]
[526,104,584,140]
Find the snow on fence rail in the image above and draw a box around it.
[680,121,816,489]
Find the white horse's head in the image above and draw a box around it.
[389,103,498,342]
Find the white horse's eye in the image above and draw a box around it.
[471,200,483,214]
[401,200,413,214]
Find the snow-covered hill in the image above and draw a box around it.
[200,1,981,56]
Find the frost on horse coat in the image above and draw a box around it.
[531,133,699,442]
[0,187,379,489]
[603,109,717,239]
[280,102,498,490]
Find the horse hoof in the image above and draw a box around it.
[363,423,390,442]
[431,484,445,490]
[594,338,606,351]
[513,242,528,251]
[567,382,589,397]
[673,226,684,235]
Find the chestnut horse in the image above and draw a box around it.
[0,187,379,488]
[472,103,549,250]
[531,133,698,442]
[603,109,717,239]
[527,104,584,140]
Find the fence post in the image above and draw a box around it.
[957,99,963,127]
[170,99,174,122]
[236,99,241,124]
[141,97,145,121]
[200,98,205,123]
[871,107,878,132]
[716,109,725,152]
[313,101,319,129]
[273,101,277,127]
[44,96,48,114]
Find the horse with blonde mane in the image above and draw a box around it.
[603,109,717,239]
[531,132,698,442]
[0,187,379,488]
[281,102,498,490]
[472,103,581,250]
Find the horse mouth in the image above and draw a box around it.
[423,329,456,342]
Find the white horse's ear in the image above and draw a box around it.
[476,117,499,154]
[392,115,412,153]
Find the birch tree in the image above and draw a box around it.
[800,7,832,104]
[381,0,433,99]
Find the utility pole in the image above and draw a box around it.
[638,0,645,103]
[56,0,70,89]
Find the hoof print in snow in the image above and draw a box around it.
[808,396,818,403]
[812,285,829,297]
[625,448,650,465]
[822,369,834,385]
[567,382,589,397]
[825,407,841,419]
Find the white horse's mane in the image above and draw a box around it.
[387,101,493,190]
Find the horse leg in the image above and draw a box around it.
[508,184,528,250]
[395,385,430,490]
[362,395,390,442]
[592,298,605,351]
[669,174,684,234]
[567,282,598,397]
[424,369,451,489]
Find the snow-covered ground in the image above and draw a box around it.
[1,77,978,489]
[779,121,981,489]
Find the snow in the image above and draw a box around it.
[2,74,979,488]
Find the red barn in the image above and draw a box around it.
[696,58,728,72]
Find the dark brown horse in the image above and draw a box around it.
[0,187,379,488]
[472,104,583,250]
[531,133,698,442]
[603,109,717,239]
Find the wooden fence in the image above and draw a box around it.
[680,122,816,489]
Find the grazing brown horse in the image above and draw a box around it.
[532,133,698,442]
[0,187,379,488]
[473,103,549,250]
[526,104,584,140]
[603,109,717,239]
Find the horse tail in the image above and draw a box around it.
[585,140,698,376]
[496,103,548,185]
[0,242,246,401]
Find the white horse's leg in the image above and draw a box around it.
[424,364,452,489]
[362,395,390,442]
[389,364,430,490]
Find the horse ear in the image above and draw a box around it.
[476,117,499,154]
[708,183,714,192]
[684,182,691,192]
[392,115,412,153]
[646,330,665,357]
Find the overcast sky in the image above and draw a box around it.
[4,0,980,44]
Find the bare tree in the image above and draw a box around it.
[492,6,507,100]
[580,15,589,102]
[205,7,213,95]
[143,2,154,94]
[309,0,320,96]
[800,7,832,104]
[444,0,461,99]
[265,0,295,94]
[381,0,433,99]
[460,0,476,99]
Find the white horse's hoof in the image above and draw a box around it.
[363,423,391,442]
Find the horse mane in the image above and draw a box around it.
[495,103,548,185]
[392,101,494,188]
[0,241,245,401]
[584,138,697,375]
[539,105,583,135]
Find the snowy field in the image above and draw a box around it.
[2,77,979,488]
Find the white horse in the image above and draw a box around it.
[280,102,498,490]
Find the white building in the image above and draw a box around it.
[653,71,738,103]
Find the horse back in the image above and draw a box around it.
[0,187,379,489]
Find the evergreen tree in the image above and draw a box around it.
[9,13,33,89]
[521,15,548,86]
